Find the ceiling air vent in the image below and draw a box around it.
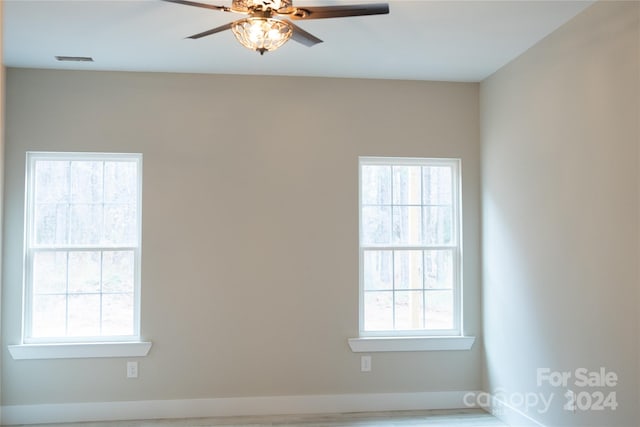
[55,56,94,62]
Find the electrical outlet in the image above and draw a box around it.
[127,361,138,379]
[360,355,372,372]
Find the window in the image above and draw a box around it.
[23,152,142,343]
[359,157,461,337]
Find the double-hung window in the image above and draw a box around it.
[23,152,142,343]
[359,157,461,337]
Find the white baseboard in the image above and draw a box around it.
[1,391,479,425]
[486,395,547,427]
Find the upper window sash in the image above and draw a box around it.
[26,152,142,248]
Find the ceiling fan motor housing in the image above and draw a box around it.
[232,0,293,13]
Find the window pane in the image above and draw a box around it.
[28,154,141,342]
[392,206,423,245]
[102,293,134,336]
[364,291,393,331]
[361,165,391,205]
[104,204,137,245]
[35,161,69,203]
[68,251,101,293]
[67,294,100,336]
[394,290,424,330]
[35,203,68,245]
[32,295,66,337]
[360,158,459,335]
[104,162,138,203]
[103,251,135,293]
[423,166,452,205]
[424,250,453,289]
[423,206,453,245]
[70,161,103,203]
[425,290,454,330]
[69,204,104,245]
[392,166,421,205]
[363,250,392,290]
[33,251,67,294]
[394,250,423,290]
[362,206,391,245]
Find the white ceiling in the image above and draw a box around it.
[4,0,594,82]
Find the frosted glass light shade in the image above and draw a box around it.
[231,18,293,54]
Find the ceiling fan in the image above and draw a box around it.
[163,0,390,55]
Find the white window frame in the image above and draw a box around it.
[358,156,463,339]
[22,151,143,345]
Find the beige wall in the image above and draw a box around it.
[481,1,639,426]
[1,70,481,404]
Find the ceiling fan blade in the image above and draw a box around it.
[287,3,389,20]
[162,0,232,13]
[286,21,323,47]
[187,22,233,39]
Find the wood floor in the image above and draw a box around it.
[20,409,506,427]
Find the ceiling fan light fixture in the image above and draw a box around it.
[231,17,293,54]
[166,0,389,53]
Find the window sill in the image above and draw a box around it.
[348,336,475,352]
[8,341,152,360]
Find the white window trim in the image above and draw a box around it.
[8,341,152,360]
[21,152,145,347]
[348,336,475,352]
[352,156,472,351]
